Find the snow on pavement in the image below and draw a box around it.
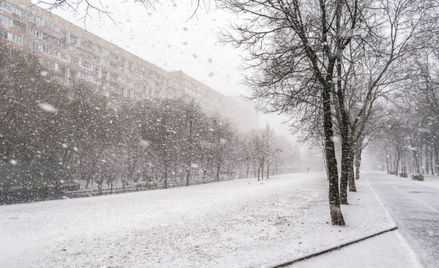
[0,172,417,267]
[287,230,420,268]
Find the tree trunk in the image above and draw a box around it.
[435,138,439,174]
[348,149,356,191]
[257,165,261,181]
[163,168,168,189]
[186,118,193,186]
[385,147,390,174]
[216,163,221,181]
[323,83,345,225]
[413,149,420,174]
[266,162,270,179]
[354,146,363,181]
[336,57,350,204]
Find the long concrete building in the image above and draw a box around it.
[0,0,259,130]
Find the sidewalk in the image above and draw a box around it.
[284,229,420,268]
[280,173,422,268]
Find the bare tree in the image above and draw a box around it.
[219,0,369,225]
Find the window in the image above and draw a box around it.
[0,28,7,39]
[13,20,26,32]
[60,53,70,62]
[1,1,13,12]
[70,56,79,65]
[92,75,100,84]
[11,33,25,46]
[42,45,59,58]
[42,32,60,47]
[59,30,67,48]
[80,60,92,69]
[12,5,24,17]
[69,34,78,45]
[30,28,43,39]
[44,20,52,30]
[51,23,60,34]
[0,14,13,27]
[81,38,94,49]
[33,15,44,26]
[110,72,118,80]
[109,51,119,59]
[69,69,77,78]
[29,40,42,52]
[58,65,66,74]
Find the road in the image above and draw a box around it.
[366,172,439,268]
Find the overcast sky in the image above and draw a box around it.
[36,0,248,97]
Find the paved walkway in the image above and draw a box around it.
[284,229,419,268]
[282,172,422,268]
[366,172,439,268]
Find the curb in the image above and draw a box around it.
[271,226,398,268]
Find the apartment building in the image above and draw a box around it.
[0,0,258,130]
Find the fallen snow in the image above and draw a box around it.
[0,172,420,267]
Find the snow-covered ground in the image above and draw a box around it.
[414,174,439,189]
[0,172,420,267]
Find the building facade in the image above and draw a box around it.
[0,0,258,130]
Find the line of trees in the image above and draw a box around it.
[0,45,297,202]
[373,46,439,176]
[219,0,438,225]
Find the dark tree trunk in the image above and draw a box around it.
[354,146,363,180]
[216,163,221,181]
[323,83,345,226]
[348,149,356,191]
[163,168,168,189]
[257,165,261,181]
[266,162,270,179]
[336,57,350,204]
[186,118,193,186]
[413,150,420,174]
[435,138,439,174]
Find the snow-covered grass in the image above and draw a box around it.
[0,172,418,267]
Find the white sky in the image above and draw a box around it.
[36,0,247,97]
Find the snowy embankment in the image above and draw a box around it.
[0,172,410,267]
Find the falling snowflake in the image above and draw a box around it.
[139,140,150,147]
[38,103,58,113]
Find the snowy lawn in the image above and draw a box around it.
[0,172,412,267]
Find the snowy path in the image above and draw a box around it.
[0,172,415,267]
[367,172,439,268]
